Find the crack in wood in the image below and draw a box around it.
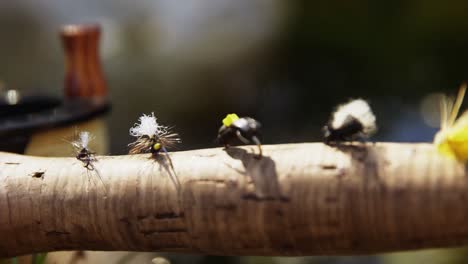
[45,230,71,236]
[140,228,188,236]
[30,171,45,179]
[137,212,185,221]
[242,193,290,202]
[158,228,188,233]
[155,212,185,219]
[321,164,337,170]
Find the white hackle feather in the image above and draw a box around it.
[331,99,377,134]
[79,131,91,148]
[72,131,94,150]
[129,112,167,138]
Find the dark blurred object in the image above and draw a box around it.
[0,23,110,154]
[0,89,109,153]
[0,95,109,134]
[61,24,107,98]
[0,89,60,118]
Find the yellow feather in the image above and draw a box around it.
[434,84,468,161]
[435,137,457,159]
[444,113,468,160]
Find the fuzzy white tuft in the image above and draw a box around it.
[331,99,377,134]
[72,131,94,149]
[79,131,91,148]
[129,112,167,137]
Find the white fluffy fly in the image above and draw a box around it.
[331,99,376,134]
[72,131,94,150]
[129,112,166,137]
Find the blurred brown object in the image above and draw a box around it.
[61,24,107,98]
[24,23,110,157]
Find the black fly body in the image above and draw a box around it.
[76,147,97,170]
[323,99,377,144]
[217,113,263,158]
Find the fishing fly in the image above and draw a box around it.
[70,131,106,192]
[434,83,468,161]
[217,113,263,158]
[323,99,377,144]
[71,131,97,170]
[128,113,180,163]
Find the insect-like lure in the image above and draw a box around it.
[434,83,468,161]
[323,99,377,144]
[70,131,106,192]
[128,113,180,158]
[217,113,263,158]
[71,131,97,170]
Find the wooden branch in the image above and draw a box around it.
[1,143,468,257]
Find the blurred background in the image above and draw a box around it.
[2,0,468,263]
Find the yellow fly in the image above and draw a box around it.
[434,83,468,161]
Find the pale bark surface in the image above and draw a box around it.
[1,143,467,257]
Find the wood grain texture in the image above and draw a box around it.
[0,143,467,257]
